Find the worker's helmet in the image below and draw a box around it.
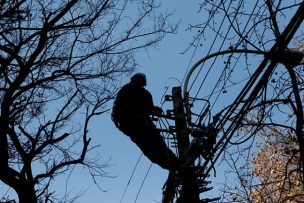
[130,73,147,86]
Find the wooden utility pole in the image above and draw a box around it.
[172,86,189,160]
[172,86,200,203]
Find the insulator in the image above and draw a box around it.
[166,109,174,116]
[164,95,172,101]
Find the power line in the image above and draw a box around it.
[187,0,236,93]
[204,1,304,178]
[133,163,153,203]
[119,153,143,203]
[184,1,243,128]
[187,1,264,127]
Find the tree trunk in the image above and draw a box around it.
[16,183,37,203]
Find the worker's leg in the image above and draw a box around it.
[129,121,180,171]
[119,118,180,171]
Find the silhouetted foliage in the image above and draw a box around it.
[0,0,176,202]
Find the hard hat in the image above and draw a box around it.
[130,73,147,86]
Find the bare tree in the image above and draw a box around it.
[0,0,176,202]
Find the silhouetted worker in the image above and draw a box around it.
[112,73,180,171]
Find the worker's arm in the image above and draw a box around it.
[151,106,163,116]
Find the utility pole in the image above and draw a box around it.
[161,86,218,203]
[172,87,189,161]
[171,86,200,203]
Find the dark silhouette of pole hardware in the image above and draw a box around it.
[161,87,219,203]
